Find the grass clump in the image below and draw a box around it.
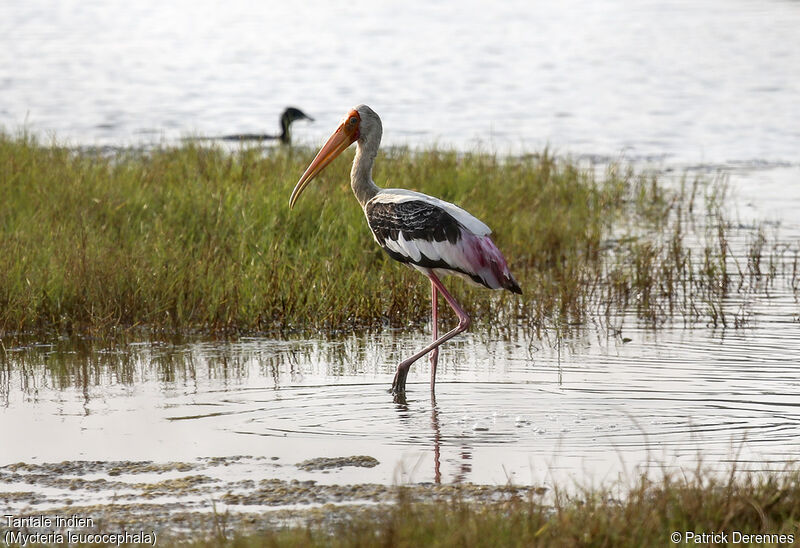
[176,467,800,547]
[0,133,786,337]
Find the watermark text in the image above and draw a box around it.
[3,514,156,546]
[671,530,794,544]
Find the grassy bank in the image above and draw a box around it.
[0,133,779,337]
[198,470,800,547]
[4,464,797,546]
[42,467,794,547]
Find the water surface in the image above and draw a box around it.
[1,0,798,167]
[2,283,799,492]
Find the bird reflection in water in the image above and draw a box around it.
[431,398,442,483]
[396,394,473,484]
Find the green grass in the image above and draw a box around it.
[177,467,800,547]
[0,132,781,337]
[5,467,798,547]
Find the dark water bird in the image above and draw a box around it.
[216,107,313,144]
[289,105,521,399]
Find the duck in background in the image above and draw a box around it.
[196,107,314,145]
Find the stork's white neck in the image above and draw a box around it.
[350,135,381,208]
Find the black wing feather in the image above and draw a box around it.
[365,198,493,287]
[365,199,462,247]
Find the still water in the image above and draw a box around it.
[2,245,800,488]
[1,0,799,166]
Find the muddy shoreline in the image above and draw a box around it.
[1,457,546,541]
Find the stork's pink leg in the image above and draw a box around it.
[430,282,439,390]
[391,271,471,397]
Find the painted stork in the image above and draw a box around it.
[219,107,314,144]
[289,105,521,397]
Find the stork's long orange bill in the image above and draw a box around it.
[289,117,359,209]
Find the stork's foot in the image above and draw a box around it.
[391,366,409,395]
[391,390,408,405]
[391,362,414,403]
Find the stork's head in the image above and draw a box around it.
[289,105,381,208]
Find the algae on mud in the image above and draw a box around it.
[4,458,799,547]
[0,133,782,337]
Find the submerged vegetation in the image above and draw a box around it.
[0,132,792,337]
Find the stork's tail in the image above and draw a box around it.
[473,235,522,295]
[503,273,523,295]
